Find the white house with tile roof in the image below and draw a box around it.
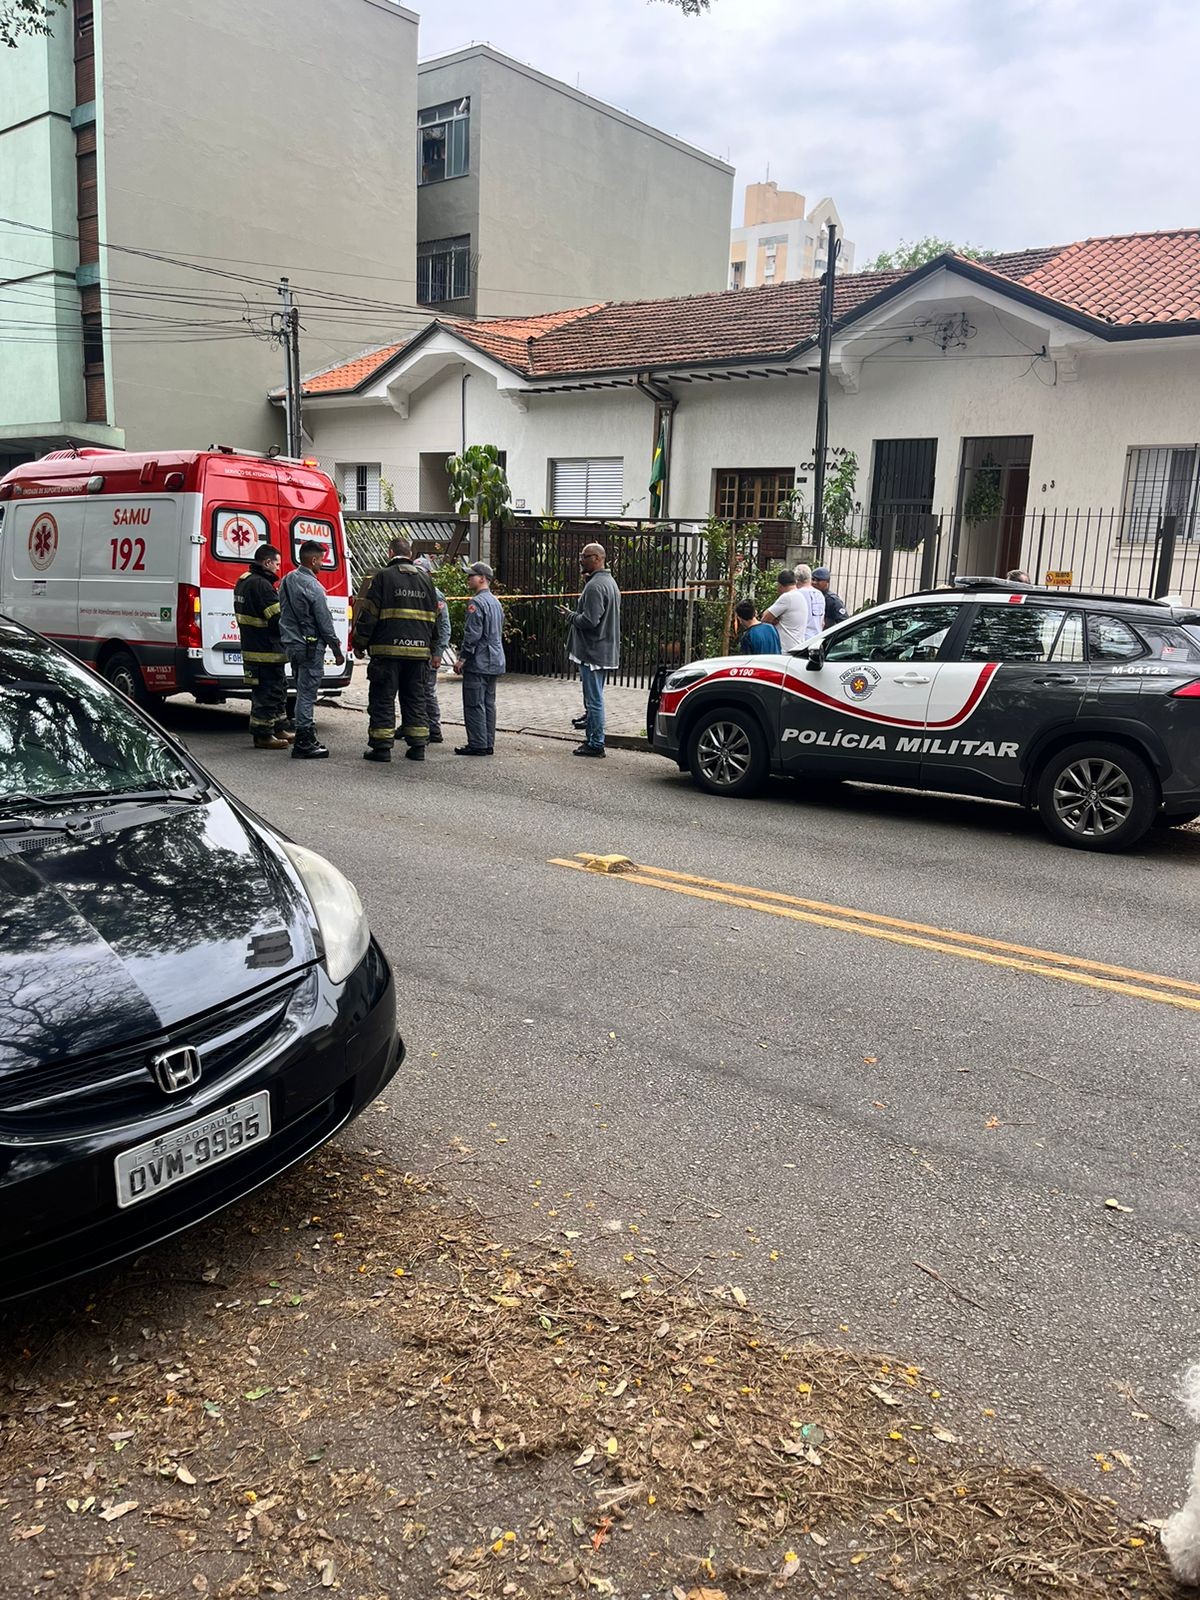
[284,232,1200,606]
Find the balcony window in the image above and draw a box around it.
[417,236,471,305]
[419,98,470,185]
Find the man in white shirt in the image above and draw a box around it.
[794,563,826,638]
[762,570,814,652]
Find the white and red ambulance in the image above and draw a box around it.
[0,447,354,708]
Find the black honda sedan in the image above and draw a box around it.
[0,615,402,1301]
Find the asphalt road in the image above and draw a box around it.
[170,695,1200,1514]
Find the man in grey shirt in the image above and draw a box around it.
[455,561,505,756]
[279,540,345,759]
[559,541,621,758]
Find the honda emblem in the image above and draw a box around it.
[150,1045,202,1094]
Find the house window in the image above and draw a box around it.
[419,98,470,185]
[417,236,471,305]
[870,438,938,546]
[730,260,745,290]
[1121,446,1199,543]
[713,469,795,521]
[550,458,624,517]
[340,463,381,512]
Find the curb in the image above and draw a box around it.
[322,697,650,753]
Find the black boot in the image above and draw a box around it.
[404,745,425,762]
[363,746,392,763]
[292,736,329,760]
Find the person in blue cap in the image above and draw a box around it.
[812,566,848,627]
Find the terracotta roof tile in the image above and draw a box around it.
[302,342,405,394]
[299,231,1200,394]
[1004,230,1200,325]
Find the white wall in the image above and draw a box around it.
[301,332,1200,532]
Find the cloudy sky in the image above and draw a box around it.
[416,0,1197,263]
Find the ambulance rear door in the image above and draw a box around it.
[79,494,183,689]
[277,465,351,662]
[2,495,86,644]
[199,459,280,683]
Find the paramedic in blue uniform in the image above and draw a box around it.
[279,539,345,760]
[455,562,505,756]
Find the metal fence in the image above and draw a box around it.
[372,508,1199,689]
[492,517,793,687]
[343,512,469,578]
[810,506,1199,615]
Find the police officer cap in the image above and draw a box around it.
[812,566,831,582]
[468,561,494,581]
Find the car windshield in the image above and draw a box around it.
[0,623,198,809]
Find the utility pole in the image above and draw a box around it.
[810,222,839,564]
[277,277,302,457]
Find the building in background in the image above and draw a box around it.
[728,181,855,290]
[0,0,418,464]
[415,45,734,318]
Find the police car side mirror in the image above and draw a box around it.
[805,646,824,672]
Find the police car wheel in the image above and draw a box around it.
[101,649,149,707]
[687,708,767,797]
[1036,742,1156,852]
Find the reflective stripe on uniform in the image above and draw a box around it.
[367,644,431,658]
[399,724,430,739]
[243,650,287,664]
[248,714,277,727]
[378,607,437,622]
[236,613,268,627]
[264,602,282,620]
[368,726,397,739]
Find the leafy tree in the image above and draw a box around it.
[653,0,712,10]
[866,236,995,272]
[2,0,65,49]
[446,444,512,528]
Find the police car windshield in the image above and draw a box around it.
[0,627,198,811]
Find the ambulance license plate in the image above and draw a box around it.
[114,1092,271,1208]
[224,650,243,668]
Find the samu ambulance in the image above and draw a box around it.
[0,447,354,708]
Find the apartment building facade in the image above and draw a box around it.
[729,181,855,290]
[0,0,418,462]
[415,45,734,318]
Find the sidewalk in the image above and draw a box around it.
[331,669,650,748]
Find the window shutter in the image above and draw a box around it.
[550,460,589,515]
[584,459,624,515]
[551,459,624,516]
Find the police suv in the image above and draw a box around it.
[648,579,1200,851]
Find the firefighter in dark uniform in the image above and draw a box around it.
[235,543,291,750]
[352,535,440,763]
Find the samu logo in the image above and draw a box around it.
[840,664,880,701]
[28,512,59,572]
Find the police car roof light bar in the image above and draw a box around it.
[945,577,1177,610]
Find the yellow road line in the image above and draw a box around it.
[614,861,1200,998]
[548,858,1200,1014]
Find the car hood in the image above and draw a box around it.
[0,798,317,1074]
[671,653,793,679]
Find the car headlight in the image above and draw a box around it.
[280,841,370,984]
[665,666,708,690]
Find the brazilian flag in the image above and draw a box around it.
[649,418,667,516]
